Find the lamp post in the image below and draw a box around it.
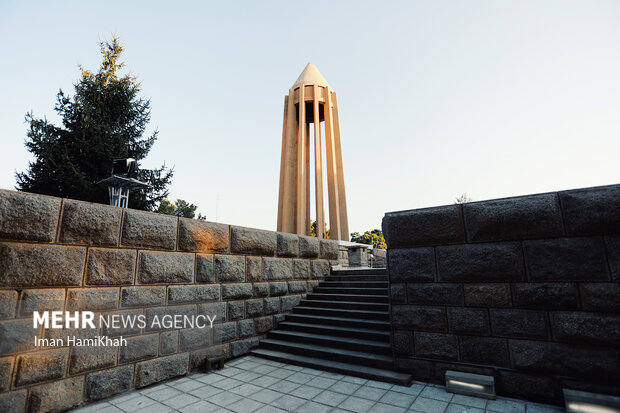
[97,158,151,208]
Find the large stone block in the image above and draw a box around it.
[135,353,189,388]
[320,239,339,260]
[214,321,237,343]
[59,200,121,246]
[253,283,269,297]
[230,337,259,357]
[178,218,229,253]
[437,242,524,282]
[463,193,564,242]
[100,309,143,336]
[245,299,264,318]
[551,312,620,346]
[447,307,490,335]
[168,285,220,303]
[460,336,510,367]
[269,282,288,297]
[238,319,254,338]
[69,346,117,374]
[560,185,620,236]
[263,257,293,281]
[86,247,136,285]
[463,283,512,308]
[160,330,178,355]
[28,376,84,413]
[0,356,13,392]
[390,283,406,304]
[230,226,276,256]
[196,254,214,283]
[122,209,177,250]
[121,286,165,307]
[221,283,253,300]
[228,301,245,320]
[214,255,245,283]
[393,330,413,355]
[0,190,59,243]
[19,288,65,316]
[199,302,227,323]
[524,237,609,281]
[0,243,85,287]
[145,305,196,332]
[138,251,194,284]
[281,295,301,312]
[264,297,280,314]
[119,334,158,363]
[15,348,68,386]
[580,283,620,312]
[0,290,17,319]
[391,305,446,331]
[510,339,620,378]
[254,316,273,333]
[490,309,549,339]
[298,235,320,258]
[512,282,580,310]
[277,232,299,257]
[67,287,119,311]
[497,370,558,403]
[607,236,620,281]
[179,327,211,350]
[288,281,308,293]
[86,365,133,401]
[414,332,458,360]
[246,256,263,282]
[311,260,330,279]
[189,344,229,370]
[388,248,435,283]
[382,205,466,248]
[293,259,310,279]
[406,283,463,305]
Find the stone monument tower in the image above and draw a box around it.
[277,63,349,240]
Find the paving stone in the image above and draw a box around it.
[365,379,393,389]
[445,403,484,413]
[419,385,454,402]
[410,396,449,413]
[330,380,361,395]
[178,218,229,253]
[352,385,387,401]
[162,393,201,409]
[485,397,526,412]
[295,400,332,413]
[141,385,181,402]
[338,395,375,412]
[208,389,244,406]
[286,371,315,384]
[368,402,407,413]
[313,389,349,406]
[248,388,282,403]
[289,385,324,399]
[450,393,487,408]
[115,395,157,412]
[0,189,60,242]
[60,199,121,246]
[272,394,307,411]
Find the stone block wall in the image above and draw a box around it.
[382,184,620,405]
[0,189,339,412]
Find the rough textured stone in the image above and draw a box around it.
[406,283,463,305]
[510,339,619,378]
[463,193,564,242]
[254,316,273,334]
[179,327,211,350]
[391,305,446,331]
[121,286,165,307]
[86,365,133,401]
[215,255,245,283]
[263,257,293,280]
[122,209,177,250]
[293,259,310,279]
[119,334,158,363]
[277,232,299,257]
[552,312,620,346]
[460,336,510,367]
[19,288,65,316]
[178,218,229,253]
[580,283,620,312]
[28,376,84,413]
[86,248,136,285]
[196,254,214,283]
[228,301,245,320]
[0,357,13,392]
[320,239,339,260]
[269,282,288,296]
[246,256,263,282]
[560,185,620,236]
[288,281,308,293]
[264,297,280,314]
[214,322,237,342]
[393,330,413,355]
[246,299,264,317]
[168,285,220,303]
[607,236,620,281]
[230,337,259,357]
[524,237,608,281]
[281,295,301,312]
[490,309,549,339]
[100,309,143,337]
[67,288,118,311]
[388,248,435,282]
[0,390,26,413]
[463,284,512,307]
[432,362,495,383]
[230,226,276,255]
[135,353,189,388]
[311,260,330,279]
[238,319,254,338]
[382,205,466,248]
[447,307,490,335]
[221,283,253,300]
[189,345,229,371]
[15,348,68,386]
[512,282,579,310]
[145,305,196,332]
[498,370,558,403]
[199,302,226,323]
[69,346,117,374]
[138,251,194,284]
[0,190,59,243]
[390,284,406,304]
[160,331,178,355]
[437,242,524,282]
[253,283,269,297]
[414,332,458,360]
[0,243,85,287]
[298,235,320,258]
[59,200,121,246]
[0,290,17,319]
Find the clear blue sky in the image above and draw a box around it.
[1,0,618,234]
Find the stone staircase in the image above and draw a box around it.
[251,268,413,385]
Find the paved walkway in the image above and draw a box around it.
[71,355,565,413]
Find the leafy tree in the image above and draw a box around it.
[157,198,206,220]
[350,229,387,249]
[16,35,173,211]
[455,193,473,204]
[310,220,330,239]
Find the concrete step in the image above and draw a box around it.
[277,321,390,342]
[299,299,389,312]
[331,268,387,276]
[312,287,388,295]
[292,306,389,321]
[326,275,388,282]
[306,293,389,303]
[284,313,391,331]
[250,348,413,385]
[267,330,392,355]
[319,281,389,288]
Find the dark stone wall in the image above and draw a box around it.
[383,184,620,405]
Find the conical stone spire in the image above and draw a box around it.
[292,62,330,88]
